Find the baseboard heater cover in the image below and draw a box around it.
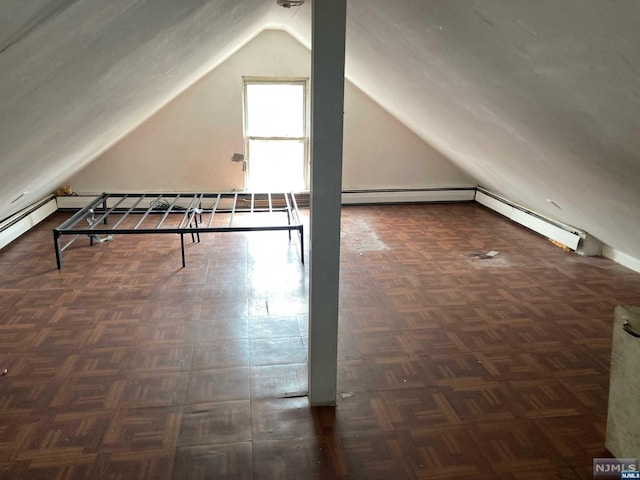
[475,187,601,255]
[0,195,57,250]
[341,188,476,205]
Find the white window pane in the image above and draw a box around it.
[248,140,305,191]
[246,84,304,137]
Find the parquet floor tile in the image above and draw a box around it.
[172,443,253,480]
[506,378,589,419]
[557,374,610,413]
[442,381,520,423]
[116,371,189,408]
[192,339,250,369]
[92,450,176,480]
[100,406,182,453]
[178,400,252,446]
[402,427,496,479]
[338,432,411,479]
[337,359,374,393]
[401,327,471,355]
[196,315,250,341]
[48,374,127,411]
[252,437,339,480]
[249,336,307,366]
[251,396,317,441]
[248,315,302,339]
[471,419,563,473]
[1,203,639,478]
[185,367,251,404]
[250,362,308,399]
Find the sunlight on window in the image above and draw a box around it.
[246,84,305,138]
[245,81,307,191]
[248,140,305,191]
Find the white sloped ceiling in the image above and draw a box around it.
[277,0,640,259]
[1,0,640,260]
[0,0,270,220]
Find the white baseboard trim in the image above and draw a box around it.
[602,246,640,274]
[475,188,583,251]
[341,188,476,205]
[0,196,58,250]
[60,190,477,209]
[55,195,97,209]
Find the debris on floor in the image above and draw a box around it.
[466,251,500,260]
[549,238,572,251]
[341,218,389,253]
[280,391,308,399]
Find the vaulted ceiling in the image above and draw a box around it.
[1,0,639,258]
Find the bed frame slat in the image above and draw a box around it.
[112,195,146,229]
[156,194,181,228]
[88,195,129,229]
[229,193,238,227]
[134,196,162,229]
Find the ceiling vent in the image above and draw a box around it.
[277,0,304,7]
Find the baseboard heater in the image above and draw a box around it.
[475,187,601,256]
[0,195,58,250]
[341,188,476,205]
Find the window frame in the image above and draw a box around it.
[242,77,309,191]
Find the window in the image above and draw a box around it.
[243,79,308,191]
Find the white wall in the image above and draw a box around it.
[342,81,474,189]
[69,29,474,193]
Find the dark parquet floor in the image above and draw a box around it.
[1,203,639,479]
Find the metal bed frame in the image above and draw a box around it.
[53,192,304,269]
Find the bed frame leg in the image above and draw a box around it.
[190,217,201,244]
[180,234,186,268]
[54,230,63,269]
[299,226,304,264]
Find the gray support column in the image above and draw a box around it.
[308,0,347,406]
